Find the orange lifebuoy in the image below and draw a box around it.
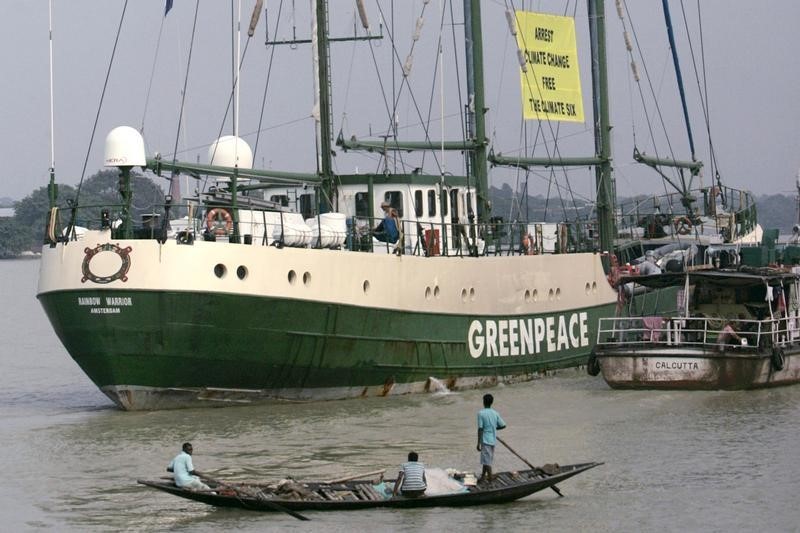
[674,216,692,236]
[206,208,233,236]
[618,264,640,276]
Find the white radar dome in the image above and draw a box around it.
[208,136,253,169]
[104,126,146,167]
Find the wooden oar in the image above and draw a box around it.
[198,474,310,521]
[495,437,564,497]
[325,469,386,484]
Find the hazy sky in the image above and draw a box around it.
[2,1,799,203]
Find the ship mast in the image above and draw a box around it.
[313,0,334,212]
[587,0,616,253]
[464,0,490,223]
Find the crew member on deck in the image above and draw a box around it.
[717,321,742,350]
[374,201,400,244]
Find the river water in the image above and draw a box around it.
[1,259,798,532]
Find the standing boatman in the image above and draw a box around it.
[477,393,506,483]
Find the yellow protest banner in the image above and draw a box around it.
[515,11,584,123]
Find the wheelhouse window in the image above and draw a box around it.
[440,190,448,217]
[270,194,289,207]
[427,190,437,217]
[414,191,423,217]
[299,193,314,220]
[385,191,404,217]
[450,188,460,221]
[355,192,369,217]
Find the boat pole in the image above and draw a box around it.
[496,437,564,497]
[47,0,56,209]
[46,0,59,243]
[230,0,242,243]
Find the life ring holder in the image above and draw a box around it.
[206,208,233,237]
[81,243,132,284]
[674,216,693,236]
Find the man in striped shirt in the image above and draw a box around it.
[392,451,427,498]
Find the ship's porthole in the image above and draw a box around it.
[524,289,532,303]
[461,288,468,302]
[363,280,370,294]
[532,289,539,302]
[592,281,597,294]
[303,272,312,286]
[434,286,440,299]
[469,287,476,301]
[548,288,555,301]
[237,266,248,280]
[585,282,591,295]
[556,288,562,300]
[214,263,227,279]
[425,287,432,300]
[288,270,297,285]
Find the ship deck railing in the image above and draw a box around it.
[614,185,758,242]
[49,200,602,257]
[596,316,800,351]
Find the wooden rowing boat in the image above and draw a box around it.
[138,462,602,512]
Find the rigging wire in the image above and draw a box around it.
[206,27,253,166]
[253,0,285,161]
[169,0,201,172]
[336,9,362,143]
[139,13,167,139]
[371,1,447,176]
[360,6,409,175]
[446,0,472,212]
[73,0,130,204]
[619,1,676,200]
[679,0,720,186]
[419,1,456,174]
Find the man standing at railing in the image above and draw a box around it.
[374,201,399,244]
[717,321,742,350]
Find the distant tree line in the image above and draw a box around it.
[0,170,165,258]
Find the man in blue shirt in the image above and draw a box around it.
[392,451,427,498]
[477,394,506,483]
[374,201,400,244]
[167,442,211,491]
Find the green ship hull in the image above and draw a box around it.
[39,287,614,409]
